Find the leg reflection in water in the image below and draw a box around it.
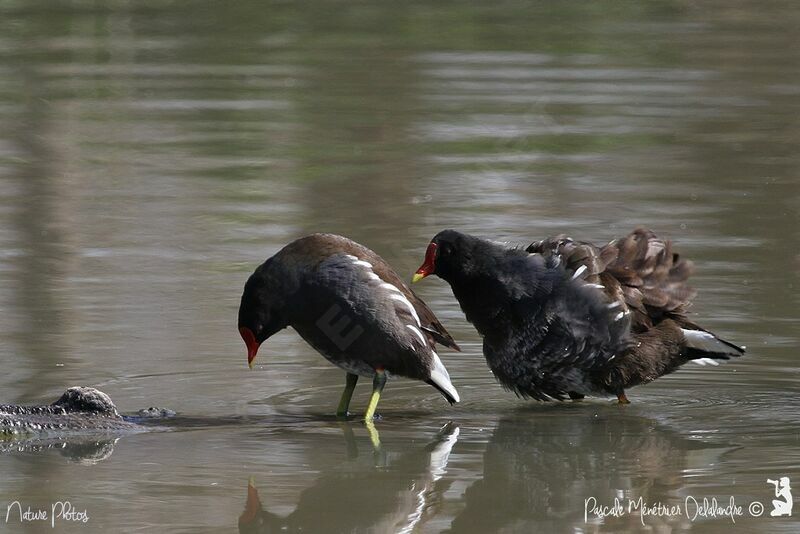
[238,421,459,533]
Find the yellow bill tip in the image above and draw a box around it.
[411,273,426,284]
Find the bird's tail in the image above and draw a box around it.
[681,327,746,366]
[427,351,460,404]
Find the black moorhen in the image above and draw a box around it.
[412,228,744,403]
[238,233,460,420]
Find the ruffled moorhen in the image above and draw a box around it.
[238,233,460,420]
[412,228,744,403]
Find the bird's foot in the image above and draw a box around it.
[616,392,631,404]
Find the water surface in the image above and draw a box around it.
[0,1,798,532]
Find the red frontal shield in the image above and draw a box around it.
[239,327,261,368]
[412,242,437,282]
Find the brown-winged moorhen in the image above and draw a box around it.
[412,228,744,403]
[238,233,460,420]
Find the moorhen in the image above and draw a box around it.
[412,228,744,403]
[238,233,460,420]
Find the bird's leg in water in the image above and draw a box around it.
[339,420,383,460]
[336,373,359,417]
[616,392,631,404]
[364,369,386,421]
[338,421,360,459]
[364,420,381,450]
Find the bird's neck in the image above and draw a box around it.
[444,249,555,338]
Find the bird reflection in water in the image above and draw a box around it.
[238,421,459,533]
[445,411,734,533]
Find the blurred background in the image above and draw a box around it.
[0,1,797,532]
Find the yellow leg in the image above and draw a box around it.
[364,369,386,421]
[336,373,359,417]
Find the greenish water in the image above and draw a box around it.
[0,1,798,532]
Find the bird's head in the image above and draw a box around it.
[238,266,289,369]
[412,229,481,284]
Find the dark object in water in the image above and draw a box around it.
[238,233,460,420]
[413,228,745,403]
[0,386,173,438]
[0,386,174,463]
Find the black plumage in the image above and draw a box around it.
[238,233,460,419]
[413,228,744,403]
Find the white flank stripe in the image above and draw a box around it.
[391,293,421,326]
[607,302,621,309]
[429,351,460,403]
[572,265,587,279]
[406,324,427,346]
[614,311,625,321]
[346,255,381,281]
[380,282,402,294]
[344,254,373,270]
[585,283,605,290]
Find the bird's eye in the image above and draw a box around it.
[440,243,453,256]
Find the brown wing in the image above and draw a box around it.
[603,228,695,330]
[363,253,461,352]
[527,235,616,283]
[314,234,461,352]
[527,228,696,333]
